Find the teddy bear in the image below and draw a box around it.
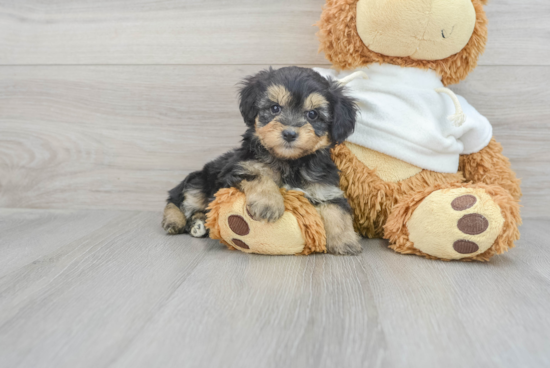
[312,0,522,261]
[207,0,521,261]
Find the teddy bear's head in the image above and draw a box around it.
[317,0,489,85]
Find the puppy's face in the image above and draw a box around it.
[255,84,332,160]
[239,67,357,160]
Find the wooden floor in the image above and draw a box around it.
[1,1,549,367]
[0,208,549,368]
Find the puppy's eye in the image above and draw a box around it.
[307,110,319,121]
[270,105,282,115]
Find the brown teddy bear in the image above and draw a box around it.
[207,0,521,260]
[314,0,522,261]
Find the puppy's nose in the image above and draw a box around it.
[282,130,298,143]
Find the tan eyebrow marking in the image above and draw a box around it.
[267,84,291,106]
[304,93,329,110]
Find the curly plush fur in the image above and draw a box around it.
[332,143,465,239]
[459,138,522,201]
[384,181,521,262]
[332,138,521,261]
[316,0,488,86]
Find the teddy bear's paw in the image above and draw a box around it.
[220,200,306,255]
[208,188,328,255]
[162,203,187,235]
[407,188,505,260]
[224,211,305,254]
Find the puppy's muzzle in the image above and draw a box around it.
[282,130,298,143]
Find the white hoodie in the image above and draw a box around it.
[314,64,493,174]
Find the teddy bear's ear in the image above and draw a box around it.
[316,0,372,71]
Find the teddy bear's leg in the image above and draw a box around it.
[207,188,326,255]
[460,138,522,201]
[315,203,361,255]
[384,183,521,261]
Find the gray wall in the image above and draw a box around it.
[0,0,548,218]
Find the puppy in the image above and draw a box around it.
[162,66,361,255]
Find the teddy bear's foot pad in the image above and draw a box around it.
[453,240,480,254]
[407,188,505,260]
[228,215,250,236]
[227,215,252,249]
[450,195,491,254]
[232,239,250,250]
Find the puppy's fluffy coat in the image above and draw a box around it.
[162,66,361,255]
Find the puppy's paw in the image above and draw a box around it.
[162,221,185,235]
[162,203,187,235]
[319,204,362,255]
[189,219,208,238]
[326,238,362,256]
[246,193,285,223]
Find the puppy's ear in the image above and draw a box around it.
[239,70,268,127]
[328,80,357,144]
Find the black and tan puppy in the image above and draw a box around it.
[162,66,361,255]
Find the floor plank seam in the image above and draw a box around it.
[104,241,217,368]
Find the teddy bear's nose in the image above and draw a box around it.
[282,130,298,143]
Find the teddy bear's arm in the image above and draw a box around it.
[459,137,522,201]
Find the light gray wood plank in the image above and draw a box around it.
[0,209,122,277]
[0,65,247,212]
[110,221,550,368]
[0,210,215,368]
[111,248,385,368]
[0,210,548,368]
[1,65,548,217]
[0,0,326,66]
[482,0,550,66]
[0,0,547,66]
[509,218,550,281]
[355,221,550,368]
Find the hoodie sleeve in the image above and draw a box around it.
[456,95,493,155]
